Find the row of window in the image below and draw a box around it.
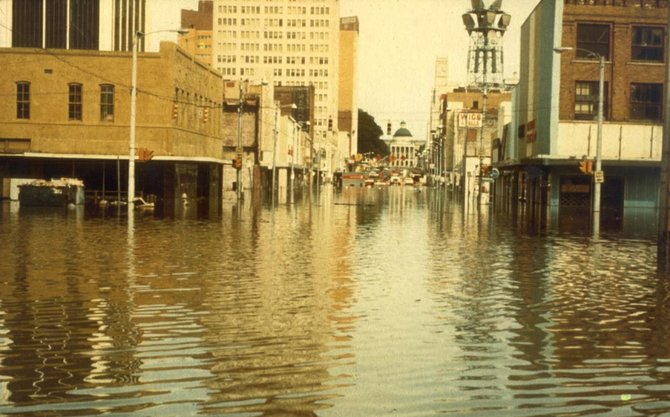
[217,55,329,66]
[575,82,662,121]
[15,82,218,128]
[577,24,664,62]
[219,30,331,42]
[218,17,330,28]
[217,5,330,15]
[16,82,113,121]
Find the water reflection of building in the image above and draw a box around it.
[196,201,361,415]
[0,215,138,403]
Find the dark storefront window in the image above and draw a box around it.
[69,83,83,121]
[576,23,611,60]
[630,83,663,122]
[16,82,31,120]
[632,26,664,62]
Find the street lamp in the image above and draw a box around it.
[554,46,605,232]
[128,29,187,207]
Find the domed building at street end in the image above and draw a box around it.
[385,121,424,170]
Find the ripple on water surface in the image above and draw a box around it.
[0,192,668,416]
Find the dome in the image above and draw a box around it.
[393,121,413,138]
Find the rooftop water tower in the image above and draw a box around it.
[462,0,511,89]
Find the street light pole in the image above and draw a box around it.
[554,46,604,233]
[128,32,140,206]
[128,29,187,208]
[593,54,605,234]
[272,104,279,206]
[291,120,296,196]
[236,81,244,201]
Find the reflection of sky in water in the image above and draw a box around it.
[0,190,668,416]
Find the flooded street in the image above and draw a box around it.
[1,187,669,416]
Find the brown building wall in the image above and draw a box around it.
[0,42,223,161]
[559,3,667,122]
[181,1,213,30]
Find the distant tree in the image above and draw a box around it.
[357,109,389,157]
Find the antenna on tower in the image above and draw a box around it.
[462,0,511,90]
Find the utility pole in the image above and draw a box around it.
[236,81,244,201]
[658,5,670,270]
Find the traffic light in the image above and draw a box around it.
[328,117,333,131]
[387,121,392,135]
[172,102,179,120]
[202,108,209,123]
[233,157,242,170]
[578,159,593,174]
[136,148,154,162]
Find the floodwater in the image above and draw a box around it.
[1,186,669,417]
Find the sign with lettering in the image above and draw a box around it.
[458,112,483,128]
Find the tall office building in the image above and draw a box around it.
[10,0,100,50]
[212,0,340,145]
[2,0,171,52]
[429,57,449,135]
[338,16,358,158]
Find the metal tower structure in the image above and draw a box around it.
[462,0,511,89]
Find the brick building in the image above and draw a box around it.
[499,0,667,230]
[0,42,225,204]
[179,0,214,66]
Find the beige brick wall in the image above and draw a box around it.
[0,42,224,161]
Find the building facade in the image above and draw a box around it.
[0,42,225,204]
[211,0,341,173]
[0,0,182,52]
[500,0,666,228]
[338,16,359,160]
[386,122,423,171]
[179,0,214,66]
[441,89,511,200]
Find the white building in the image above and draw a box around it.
[386,122,423,171]
[212,0,340,169]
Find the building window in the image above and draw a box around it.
[575,81,608,120]
[68,83,83,121]
[630,83,662,121]
[100,84,114,121]
[16,82,30,119]
[632,26,664,62]
[576,23,610,60]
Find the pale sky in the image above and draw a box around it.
[340,0,541,140]
[151,0,542,140]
